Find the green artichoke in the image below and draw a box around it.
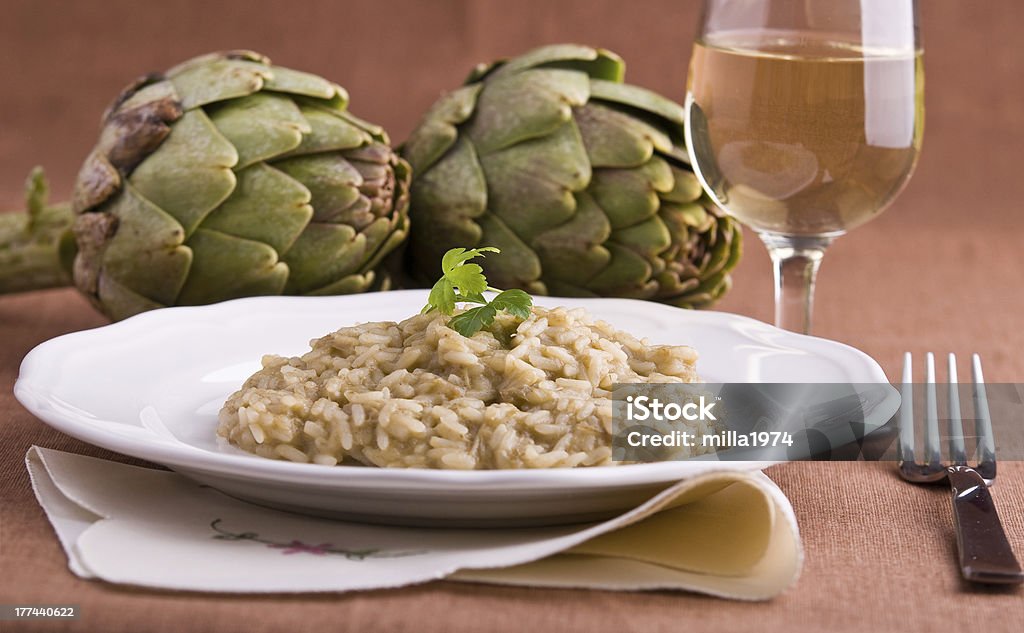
[1,50,410,321]
[401,44,741,308]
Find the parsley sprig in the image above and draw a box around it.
[421,247,533,337]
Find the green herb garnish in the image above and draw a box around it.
[421,247,533,337]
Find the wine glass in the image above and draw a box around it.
[685,0,923,333]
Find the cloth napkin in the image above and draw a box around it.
[26,446,802,600]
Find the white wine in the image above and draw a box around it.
[685,30,923,236]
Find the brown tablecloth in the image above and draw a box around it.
[3,1,1024,630]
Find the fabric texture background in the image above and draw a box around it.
[2,1,1024,631]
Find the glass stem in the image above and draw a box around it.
[759,234,834,334]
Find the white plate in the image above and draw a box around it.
[16,291,893,527]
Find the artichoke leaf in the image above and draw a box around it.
[289,86,350,113]
[703,225,737,274]
[408,222,482,285]
[208,93,309,170]
[402,85,481,173]
[164,50,267,75]
[575,102,671,168]
[590,80,686,145]
[590,156,673,230]
[661,201,711,232]
[466,69,590,155]
[72,149,123,215]
[481,44,625,82]
[199,163,313,256]
[97,274,166,322]
[306,272,374,295]
[348,156,391,197]
[99,81,183,175]
[98,184,192,306]
[282,106,370,156]
[693,269,730,295]
[168,58,270,110]
[357,214,409,274]
[324,84,350,111]
[283,222,365,294]
[723,226,743,270]
[334,110,387,143]
[655,270,701,296]
[406,210,482,287]
[662,166,705,203]
[263,65,340,101]
[544,278,599,298]
[178,229,289,304]
[273,154,362,224]
[479,119,590,236]
[586,242,658,298]
[610,215,672,259]
[409,136,486,221]
[590,80,686,124]
[532,191,611,283]
[349,215,392,269]
[474,212,544,292]
[114,78,180,114]
[72,80,183,214]
[407,137,486,285]
[344,142,396,166]
[129,109,238,237]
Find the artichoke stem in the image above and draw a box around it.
[0,168,76,295]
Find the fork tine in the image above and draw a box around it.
[947,354,967,464]
[925,353,941,466]
[898,352,915,465]
[971,354,997,480]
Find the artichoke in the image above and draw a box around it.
[401,44,741,308]
[1,50,410,321]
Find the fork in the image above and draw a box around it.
[897,352,1024,584]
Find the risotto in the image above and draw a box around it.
[218,306,710,469]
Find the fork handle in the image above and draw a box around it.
[947,465,1024,584]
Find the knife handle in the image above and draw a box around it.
[947,465,1024,584]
